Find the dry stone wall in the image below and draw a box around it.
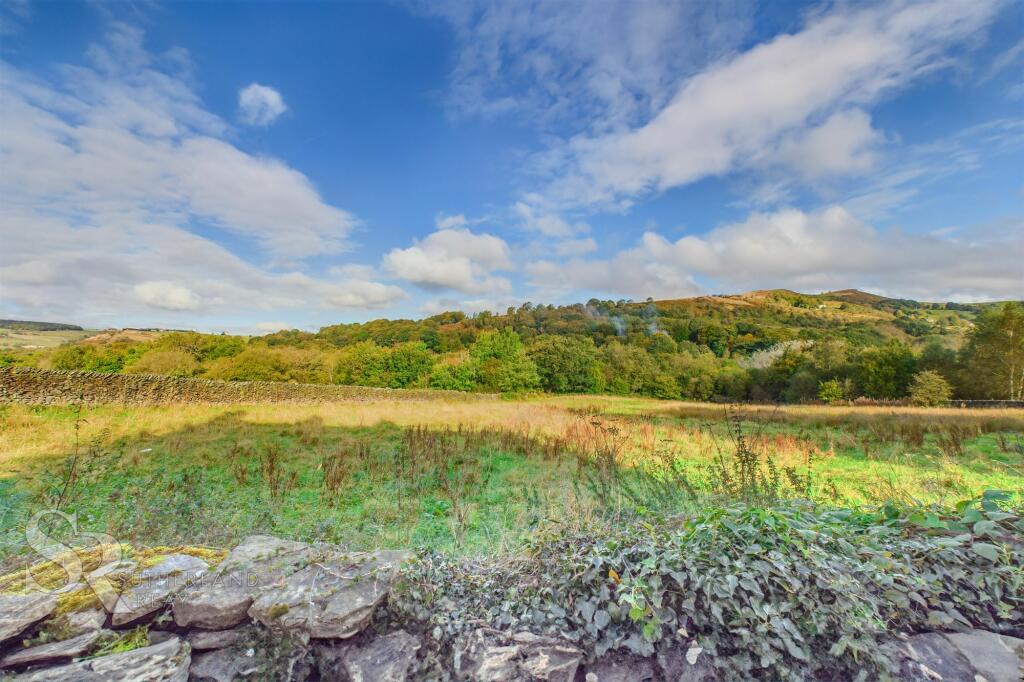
[0,367,493,406]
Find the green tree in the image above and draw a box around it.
[385,342,433,388]
[817,379,846,404]
[855,341,916,399]
[909,370,953,407]
[125,350,199,377]
[428,359,479,391]
[470,329,540,392]
[959,302,1024,400]
[528,335,602,393]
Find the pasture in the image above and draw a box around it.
[1,396,1021,565]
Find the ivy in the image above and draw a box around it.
[392,494,1024,680]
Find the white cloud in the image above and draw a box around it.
[554,237,597,257]
[0,24,396,326]
[421,295,523,316]
[526,206,1024,301]
[764,109,884,181]
[537,0,1002,209]
[238,83,287,126]
[435,213,470,230]
[513,201,588,237]
[134,281,202,311]
[428,0,753,131]
[255,321,291,332]
[382,228,512,294]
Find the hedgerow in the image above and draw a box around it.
[393,493,1023,680]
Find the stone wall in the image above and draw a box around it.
[1,536,1022,680]
[0,367,493,406]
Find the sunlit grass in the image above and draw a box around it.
[1,397,1020,566]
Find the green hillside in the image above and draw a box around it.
[2,290,1020,403]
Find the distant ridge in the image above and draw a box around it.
[0,319,83,332]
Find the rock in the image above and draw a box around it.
[339,630,421,682]
[173,536,315,630]
[247,550,407,639]
[110,554,209,626]
[66,609,107,635]
[893,632,976,682]
[86,560,138,613]
[188,647,261,682]
[0,629,104,668]
[11,636,190,681]
[474,645,520,681]
[0,593,58,645]
[585,652,656,681]
[189,635,310,682]
[519,642,582,682]
[187,627,251,652]
[456,629,582,682]
[657,640,717,682]
[943,630,1023,682]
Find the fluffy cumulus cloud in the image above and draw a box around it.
[527,206,1024,302]
[0,23,401,326]
[383,228,512,295]
[238,83,287,126]
[535,0,1003,209]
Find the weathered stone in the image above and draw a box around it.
[474,645,520,681]
[110,554,209,626]
[456,629,582,682]
[187,626,251,652]
[340,630,421,682]
[657,640,718,682]
[943,630,1023,682]
[11,636,190,681]
[0,628,103,668]
[0,593,58,645]
[188,637,310,682]
[173,536,315,630]
[247,550,407,639]
[585,652,656,681]
[894,632,976,682]
[520,642,582,682]
[113,555,208,624]
[66,609,107,635]
[86,560,138,613]
[188,647,261,682]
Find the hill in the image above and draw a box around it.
[0,319,83,331]
[2,289,1019,403]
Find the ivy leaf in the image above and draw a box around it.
[971,543,1000,562]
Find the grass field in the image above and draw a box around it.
[1,397,1021,565]
[0,328,97,350]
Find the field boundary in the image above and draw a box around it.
[0,366,496,405]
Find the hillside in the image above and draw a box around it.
[310,288,997,355]
[0,319,83,332]
[1,289,1019,403]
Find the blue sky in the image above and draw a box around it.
[1,0,1022,333]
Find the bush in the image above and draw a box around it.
[909,370,953,407]
[428,358,479,391]
[396,494,1024,680]
[528,335,602,393]
[817,378,846,404]
[124,350,199,377]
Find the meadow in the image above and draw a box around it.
[1,396,1020,567]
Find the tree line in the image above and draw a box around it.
[3,296,1021,404]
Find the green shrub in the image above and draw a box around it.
[909,370,953,407]
[124,350,200,377]
[817,378,846,404]
[528,335,602,393]
[396,494,1024,680]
